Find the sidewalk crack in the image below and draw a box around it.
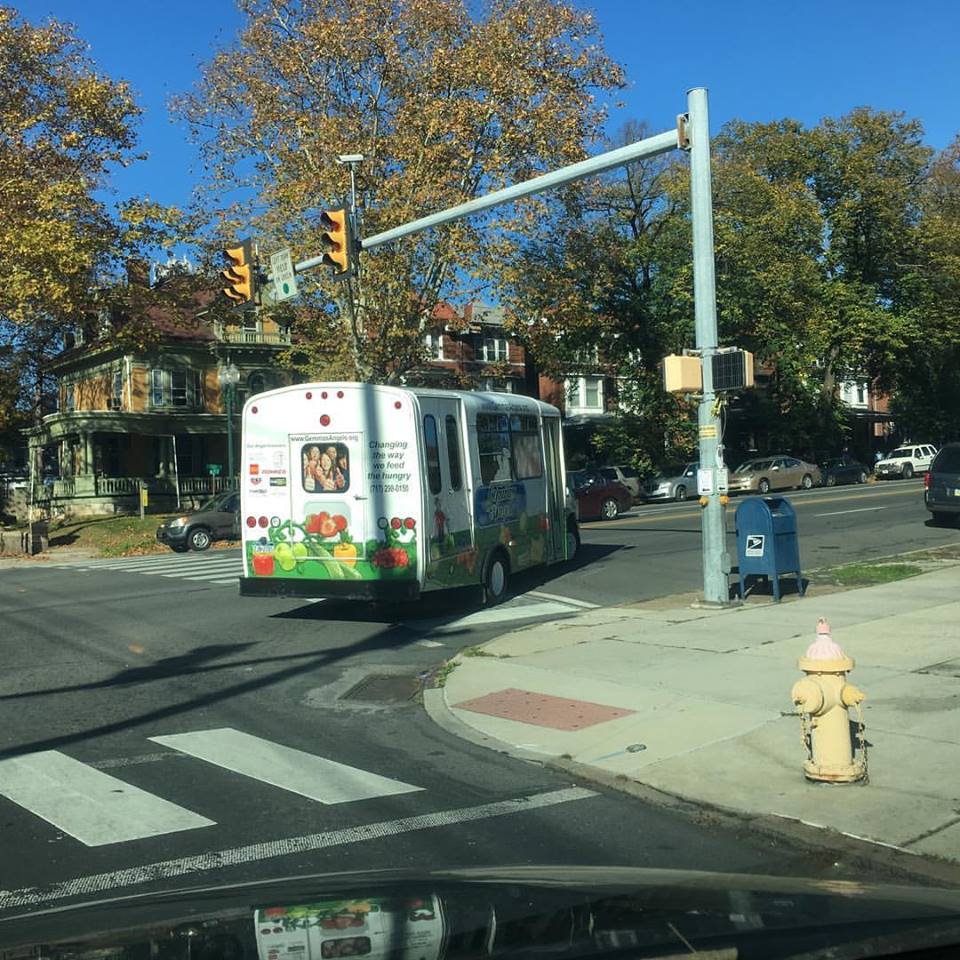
[901,815,960,848]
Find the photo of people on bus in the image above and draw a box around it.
[302,442,350,492]
[321,938,372,958]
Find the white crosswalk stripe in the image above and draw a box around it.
[0,728,422,848]
[150,728,422,805]
[0,750,215,847]
[45,551,243,585]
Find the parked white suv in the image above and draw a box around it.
[874,444,938,480]
[597,465,641,499]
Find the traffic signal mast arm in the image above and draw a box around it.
[267,126,680,283]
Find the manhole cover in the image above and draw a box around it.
[340,674,418,703]
[916,659,960,678]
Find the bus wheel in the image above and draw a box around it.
[483,551,509,605]
[566,521,580,561]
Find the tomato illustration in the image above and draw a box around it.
[404,517,415,529]
[252,552,275,575]
[333,514,348,532]
[305,514,324,534]
[372,546,409,569]
[318,517,338,538]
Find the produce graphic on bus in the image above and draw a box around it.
[240,385,578,603]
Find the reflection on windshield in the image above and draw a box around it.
[735,460,770,473]
[11,881,960,960]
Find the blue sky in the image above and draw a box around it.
[17,0,960,213]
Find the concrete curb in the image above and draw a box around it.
[422,654,960,890]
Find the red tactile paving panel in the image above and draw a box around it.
[453,687,635,731]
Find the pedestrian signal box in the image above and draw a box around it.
[662,354,703,393]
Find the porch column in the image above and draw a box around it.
[82,431,94,475]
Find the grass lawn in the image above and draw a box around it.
[46,514,239,558]
[829,562,923,586]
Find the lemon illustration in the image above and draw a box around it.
[274,542,296,572]
[292,542,308,561]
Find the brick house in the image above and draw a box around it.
[26,272,293,517]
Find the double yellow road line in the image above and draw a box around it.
[584,484,922,530]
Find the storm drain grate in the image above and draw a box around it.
[339,673,419,703]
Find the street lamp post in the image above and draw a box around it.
[218,362,241,485]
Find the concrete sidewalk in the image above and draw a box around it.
[427,565,960,866]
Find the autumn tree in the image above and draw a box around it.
[890,136,960,443]
[0,6,184,447]
[177,0,624,383]
[511,106,950,467]
[499,122,696,471]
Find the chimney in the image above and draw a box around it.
[126,258,151,287]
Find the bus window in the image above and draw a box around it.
[511,416,543,480]
[445,415,463,491]
[424,415,442,494]
[477,413,513,484]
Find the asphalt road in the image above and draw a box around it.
[0,481,956,917]
[555,477,959,607]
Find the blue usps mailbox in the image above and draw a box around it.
[735,496,803,602]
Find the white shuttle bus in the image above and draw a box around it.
[239,383,579,603]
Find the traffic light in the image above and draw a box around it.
[319,204,354,279]
[222,239,255,307]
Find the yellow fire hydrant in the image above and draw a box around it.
[791,617,867,783]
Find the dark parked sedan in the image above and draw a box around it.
[820,458,870,486]
[156,490,240,551]
[925,443,960,526]
[568,470,634,520]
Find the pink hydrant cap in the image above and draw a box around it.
[804,617,847,660]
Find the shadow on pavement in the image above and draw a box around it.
[0,620,429,761]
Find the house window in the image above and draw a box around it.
[481,337,508,362]
[151,369,164,407]
[151,368,202,408]
[425,333,444,360]
[857,384,866,405]
[65,384,75,412]
[564,376,604,413]
[247,372,266,396]
[112,370,123,409]
[478,377,514,393]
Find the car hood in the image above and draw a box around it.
[2,865,960,957]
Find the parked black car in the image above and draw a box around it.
[925,443,960,526]
[820,457,870,486]
[156,490,240,551]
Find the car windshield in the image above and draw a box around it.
[199,492,233,511]
[888,448,912,458]
[5,2,958,929]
